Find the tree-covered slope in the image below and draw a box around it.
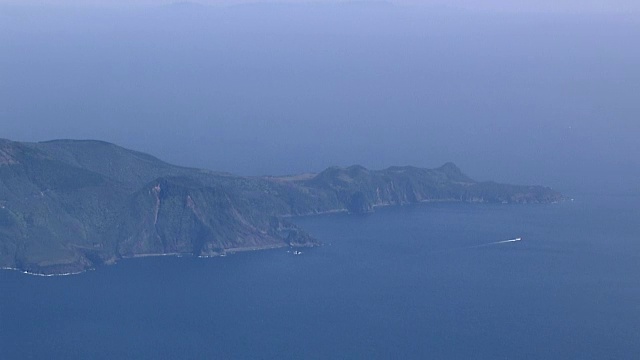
[0,138,564,275]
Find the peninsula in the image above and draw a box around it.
[0,139,564,275]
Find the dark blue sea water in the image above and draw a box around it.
[1,196,639,359]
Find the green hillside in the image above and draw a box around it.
[0,138,564,275]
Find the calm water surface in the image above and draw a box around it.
[1,196,639,359]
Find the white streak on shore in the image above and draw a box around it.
[1,266,91,277]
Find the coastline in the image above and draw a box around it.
[282,208,348,218]
[282,196,563,219]
[2,199,563,277]
[1,242,316,277]
[1,266,92,277]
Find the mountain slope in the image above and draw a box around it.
[0,138,564,274]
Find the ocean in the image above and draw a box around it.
[1,195,639,359]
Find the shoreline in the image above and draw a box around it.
[1,266,92,277]
[283,197,565,219]
[282,208,348,218]
[2,242,316,277]
[2,200,563,277]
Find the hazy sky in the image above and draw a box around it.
[2,0,640,13]
[1,1,639,194]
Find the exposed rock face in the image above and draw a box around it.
[0,143,19,165]
[0,138,565,275]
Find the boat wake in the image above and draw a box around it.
[433,237,522,253]
[468,237,522,248]
[486,237,522,245]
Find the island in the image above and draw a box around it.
[0,138,564,275]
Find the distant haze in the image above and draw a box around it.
[1,2,639,194]
[3,1,640,13]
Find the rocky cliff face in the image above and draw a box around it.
[0,139,564,275]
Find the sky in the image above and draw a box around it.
[2,0,640,13]
[1,1,639,195]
